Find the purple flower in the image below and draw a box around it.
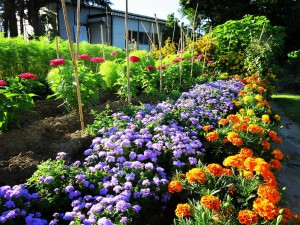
[115,200,131,212]
[132,205,142,213]
[65,185,74,193]
[97,217,114,225]
[120,217,128,224]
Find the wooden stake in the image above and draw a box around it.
[100,24,105,58]
[190,3,199,78]
[55,36,59,59]
[125,0,131,104]
[154,14,163,93]
[106,7,110,45]
[75,0,81,58]
[61,0,85,132]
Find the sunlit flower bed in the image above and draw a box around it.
[0,75,299,225]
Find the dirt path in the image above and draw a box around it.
[269,100,300,214]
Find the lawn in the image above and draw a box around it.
[271,93,300,123]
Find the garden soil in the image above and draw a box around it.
[0,98,300,216]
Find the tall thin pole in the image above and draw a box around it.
[100,24,105,58]
[190,3,199,78]
[125,0,131,104]
[75,0,81,58]
[61,0,85,132]
[155,14,163,93]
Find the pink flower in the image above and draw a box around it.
[145,65,154,71]
[0,80,7,86]
[196,54,203,60]
[50,58,65,66]
[157,65,166,70]
[19,73,37,80]
[189,57,195,62]
[77,54,90,60]
[129,56,140,63]
[178,57,185,61]
[208,60,213,65]
[172,59,180,63]
[91,57,105,63]
[110,51,118,56]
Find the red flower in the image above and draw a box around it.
[157,65,166,70]
[145,65,154,71]
[77,54,90,60]
[0,80,7,86]
[19,73,37,80]
[172,59,180,63]
[189,57,195,62]
[110,51,118,56]
[129,56,140,63]
[178,57,185,61]
[91,57,105,63]
[50,58,65,66]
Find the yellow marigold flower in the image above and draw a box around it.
[240,147,253,158]
[200,195,221,211]
[270,159,282,170]
[227,132,239,142]
[186,168,206,184]
[239,108,245,114]
[223,154,244,169]
[274,114,281,121]
[243,170,254,180]
[205,163,224,177]
[257,184,281,204]
[253,198,279,220]
[272,149,283,160]
[235,101,242,107]
[218,118,229,125]
[243,95,251,103]
[206,131,218,142]
[246,109,254,116]
[175,203,192,217]
[232,137,243,146]
[255,94,263,101]
[256,102,263,108]
[168,180,183,193]
[238,209,258,225]
[262,114,270,123]
[261,140,270,150]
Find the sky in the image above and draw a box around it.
[109,0,189,23]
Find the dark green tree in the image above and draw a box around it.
[162,13,181,44]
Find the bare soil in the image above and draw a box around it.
[0,98,123,186]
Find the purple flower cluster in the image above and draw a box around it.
[0,79,245,225]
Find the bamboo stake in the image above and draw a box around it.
[75,0,81,58]
[258,23,265,46]
[202,26,212,74]
[61,0,85,132]
[125,0,131,104]
[172,20,176,43]
[190,3,199,78]
[100,24,105,58]
[106,6,110,45]
[154,14,163,93]
[55,36,59,58]
[179,25,183,85]
[141,22,154,46]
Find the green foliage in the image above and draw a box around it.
[47,60,104,111]
[0,76,42,132]
[100,60,120,91]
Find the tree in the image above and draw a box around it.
[179,0,300,54]
[162,13,181,45]
[0,0,18,37]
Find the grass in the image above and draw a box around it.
[271,93,300,123]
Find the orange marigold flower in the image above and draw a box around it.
[186,168,206,184]
[244,157,257,171]
[261,140,270,150]
[254,158,270,174]
[240,147,253,158]
[243,116,250,123]
[262,114,270,123]
[269,159,282,170]
[243,170,254,180]
[223,154,244,169]
[175,203,192,217]
[233,123,247,132]
[261,170,277,186]
[200,195,221,211]
[281,207,296,224]
[272,149,283,160]
[203,125,212,131]
[218,118,229,125]
[238,90,245,97]
[275,137,282,144]
[168,180,183,193]
[262,100,270,108]
[257,184,281,204]
[222,168,233,176]
[253,198,279,220]
[248,124,262,133]
[205,163,224,177]
[268,131,278,141]
[231,137,243,146]
[274,114,281,121]
[206,132,218,142]
[227,114,240,123]
[223,138,229,144]
[238,209,258,225]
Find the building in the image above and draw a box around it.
[53,1,166,51]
